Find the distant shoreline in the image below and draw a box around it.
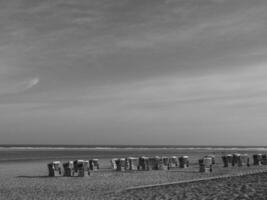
[1,146,267,163]
[1,145,267,151]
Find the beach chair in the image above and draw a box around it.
[169,156,178,168]
[222,154,232,167]
[222,155,228,167]
[227,154,233,166]
[148,157,158,170]
[155,156,162,170]
[120,158,126,171]
[253,154,263,166]
[232,153,241,167]
[89,159,100,171]
[139,156,149,170]
[179,156,189,168]
[126,157,139,170]
[74,160,90,171]
[125,158,130,170]
[111,158,118,170]
[159,156,169,170]
[116,158,126,171]
[199,157,212,173]
[47,161,62,177]
[63,161,74,176]
[240,154,250,167]
[234,154,249,167]
[262,154,267,165]
[73,160,90,177]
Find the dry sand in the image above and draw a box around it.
[110,172,267,200]
[1,151,267,199]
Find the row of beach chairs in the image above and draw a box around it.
[48,159,99,177]
[47,153,267,176]
[222,153,250,168]
[200,153,265,173]
[111,156,189,171]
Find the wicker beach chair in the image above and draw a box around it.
[89,159,100,171]
[262,154,267,165]
[232,153,241,167]
[160,156,169,170]
[199,157,212,173]
[169,156,178,168]
[126,157,139,170]
[222,155,228,167]
[253,154,263,166]
[116,158,126,171]
[148,157,159,170]
[111,158,118,170]
[73,160,90,177]
[179,156,189,168]
[63,161,74,176]
[47,161,62,177]
[139,156,149,171]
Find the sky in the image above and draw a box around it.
[1,0,267,145]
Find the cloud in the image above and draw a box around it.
[115,4,266,50]
[23,77,39,90]
[0,77,39,95]
[80,64,267,110]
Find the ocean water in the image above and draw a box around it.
[0,145,267,162]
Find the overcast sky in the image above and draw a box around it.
[1,0,267,145]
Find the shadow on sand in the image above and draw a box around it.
[17,175,59,178]
[16,175,90,178]
[168,169,199,173]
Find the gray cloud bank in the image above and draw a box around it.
[1,0,267,145]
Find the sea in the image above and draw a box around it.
[1,145,267,162]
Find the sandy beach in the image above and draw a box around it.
[1,148,267,199]
[111,172,267,200]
